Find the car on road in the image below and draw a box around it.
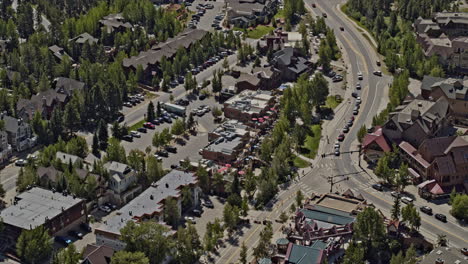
[357,72,363,80]
[342,126,349,133]
[192,209,202,217]
[163,116,172,123]
[391,191,401,198]
[202,199,214,208]
[334,142,340,149]
[420,206,432,215]
[352,92,358,98]
[122,135,133,142]
[356,98,362,104]
[99,205,111,213]
[55,236,72,246]
[80,222,92,232]
[322,13,327,18]
[376,60,381,66]
[15,159,27,166]
[401,196,414,204]
[340,26,344,31]
[327,71,336,77]
[334,150,340,156]
[372,184,383,191]
[165,145,177,153]
[312,3,316,7]
[137,127,147,133]
[144,122,155,129]
[435,213,447,222]
[353,109,359,115]
[337,134,345,142]
[184,216,195,223]
[373,70,382,76]
[199,94,206,100]
[332,75,343,82]
[157,150,169,157]
[130,131,141,138]
[356,83,361,90]
[123,102,132,107]
[105,202,117,210]
[68,230,83,239]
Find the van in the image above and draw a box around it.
[401,197,413,204]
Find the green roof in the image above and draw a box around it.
[276,238,289,245]
[258,258,272,264]
[300,208,355,225]
[287,244,323,264]
[310,240,327,250]
[313,205,354,217]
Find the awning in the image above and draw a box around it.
[252,118,258,121]
[238,170,245,175]
[429,183,444,195]
[417,179,436,189]
[217,167,228,173]
[263,116,269,119]
[408,168,420,178]
[225,164,231,168]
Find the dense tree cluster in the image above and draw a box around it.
[346,0,446,78]
[254,74,328,206]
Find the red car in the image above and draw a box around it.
[143,122,155,129]
[338,134,345,142]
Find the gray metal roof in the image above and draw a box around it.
[96,170,197,235]
[0,187,83,230]
[56,151,82,164]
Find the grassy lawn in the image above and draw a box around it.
[244,25,275,39]
[274,9,285,19]
[293,156,310,168]
[302,124,322,159]
[325,96,342,109]
[129,119,146,131]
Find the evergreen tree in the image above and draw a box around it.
[147,101,155,121]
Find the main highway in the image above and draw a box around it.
[211,0,466,263]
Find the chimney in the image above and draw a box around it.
[165,183,169,188]
[129,211,132,216]
[42,96,47,106]
[435,258,444,264]
[150,195,154,200]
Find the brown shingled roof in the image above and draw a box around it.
[82,244,114,264]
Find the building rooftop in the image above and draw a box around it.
[225,90,274,114]
[56,151,82,165]
[82,244,115,264]
[0,187,83,230]
[314,193,365,214]
[123,29,208,70]
[420,247,468,264]
[205,136,244,155]
[285,243,324,264]
[298,207,355,226]
[96,170,197,235]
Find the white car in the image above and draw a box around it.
[130,131,141,138]
[99,205,111,213]
[401,197,414,204]
[357,72,363,80]
[15,159,27,166]
[185,216,195,222]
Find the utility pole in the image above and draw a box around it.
[358,144,362,167]
[327,175,349,193]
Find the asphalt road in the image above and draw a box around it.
[210,1,467,262]
[307,0,467,249]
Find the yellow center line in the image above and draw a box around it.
[357,178,468,244]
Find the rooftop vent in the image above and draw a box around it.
[166,183,169,188]
[418,102,423,107]
[150,195,154,200]
[435,258,444,264]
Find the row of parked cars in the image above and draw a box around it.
[372,184,448,222]
[122,111,182,142]
[123,94,144,108]
[211,13,224,30]
[190,105,211,117]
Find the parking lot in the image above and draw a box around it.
[187,0,225,32]
[121,94,222,169]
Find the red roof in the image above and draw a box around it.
[429,183,444,195]
[362,127,391,152]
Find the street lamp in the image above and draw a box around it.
[357,144,362,168]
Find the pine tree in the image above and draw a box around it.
[92,132,100,156]
[147,101,155,121]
